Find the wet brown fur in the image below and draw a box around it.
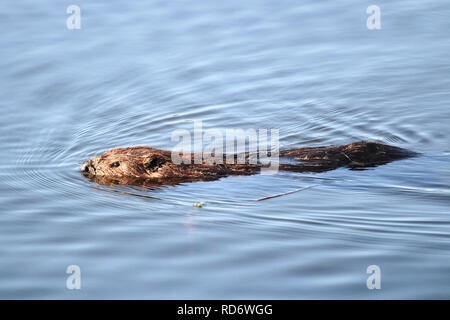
[81,141,415,187]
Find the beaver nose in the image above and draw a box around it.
[80,160,94,174]
[80,161,89,172]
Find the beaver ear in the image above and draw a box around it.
[144,156,166,172]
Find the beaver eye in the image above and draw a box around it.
[110,161,120,168]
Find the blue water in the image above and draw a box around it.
[0,0,449,299]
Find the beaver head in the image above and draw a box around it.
[80,146,172,180]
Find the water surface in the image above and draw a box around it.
[0,0,449,299]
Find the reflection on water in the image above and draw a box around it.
[0,0,449,299]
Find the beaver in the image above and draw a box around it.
[80,141,415,187]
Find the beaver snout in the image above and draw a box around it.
[80,160,96,176]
